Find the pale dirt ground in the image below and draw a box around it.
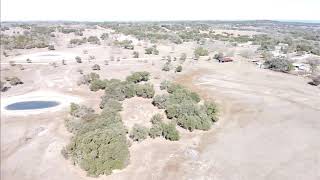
[1,29,320,180]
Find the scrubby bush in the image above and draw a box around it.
[194,47,209,57]
[9,77,23,86]
[89,79,107,91]
[162,63,170,71]
[78,73,100,86]
[92,64,100,71]
[114,40,134,50]
[65,125,129,176]
[0,81,10,92]
[214,52,224,60]
[264,57,293,72]
[175,65,182,72]
[75,56,82,63]
[154,82,217,131]
[48,45,55,50]
[130,124,149,142]
[180,53,187,61]
[133,51,139,58]
[70,103,95,119]
[202,101,219,122]
[160,80,170,90]
[17,64,24,70]
[145,46,159,55]
[9,61,16,66]
[161,122,180,141]
[126,71,150,83]
[150,113,163,124]
[152,94,168,109]
[65,96,129,177]
[87,36,101,44]
[145,47,153,54]
[309,75,320,86]
[70,38,87,45]
[100,33,109,40]
[135,83,155,98]
[149,124,163,138]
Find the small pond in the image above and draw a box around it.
[5,101,60,110]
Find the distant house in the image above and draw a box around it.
[218,57,234,63]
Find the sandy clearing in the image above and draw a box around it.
[174,62,320,180]
[10,51,78,63]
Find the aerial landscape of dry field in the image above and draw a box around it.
[1,0,320,179]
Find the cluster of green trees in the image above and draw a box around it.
[63,71,158,176]
[153,81,218,131]
[194,47,209,58]
[63,101,129,176]
[264,57,294,72]
[126,71,150,83]
[128,113,180,142]
[113,40,134,50]
[145,46,159,55]
[148,113,180,140]
[70,38,88,45]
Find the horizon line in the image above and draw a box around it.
[2,19,320,24]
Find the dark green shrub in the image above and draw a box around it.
[66,127,129,176]
[150,113,163,124]
[100,33,109,40]
[161,122,180,141]
[180,53,187,61]
[149,124,163,138]
[123,83,136,98]
[0,81,9,92]
[69,103,95,118]
[48,45,55,50]
[152,94,168,109]
[126,71,150,83]
[9,77,23,86]
[175,65,182,72]
[135,83,155,98]
[145,47,153,54]
[202,101,219,122]
[133,51,139,58]
[194,47,208,57]
[159,80,169,91]
[92,64,101,71]
[162,63,170,71]
[129,124,149,142]
[90,79,107,91]
[87,36,100,44]
[75,56,82,63]
[264,57,293,72]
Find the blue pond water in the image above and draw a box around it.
[5,101,60,110]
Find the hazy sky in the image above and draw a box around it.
[2,0,320,21]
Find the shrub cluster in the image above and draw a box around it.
[126,71,150,83]
[145,46,159,55]
[153,81,218,131]
[129,124,149,142]
[113,40,134,50]
[148,114,180,141]
[264,57,293,72]
[64,94,129,176]
[87,36,101,44]
[194,47,209,57]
